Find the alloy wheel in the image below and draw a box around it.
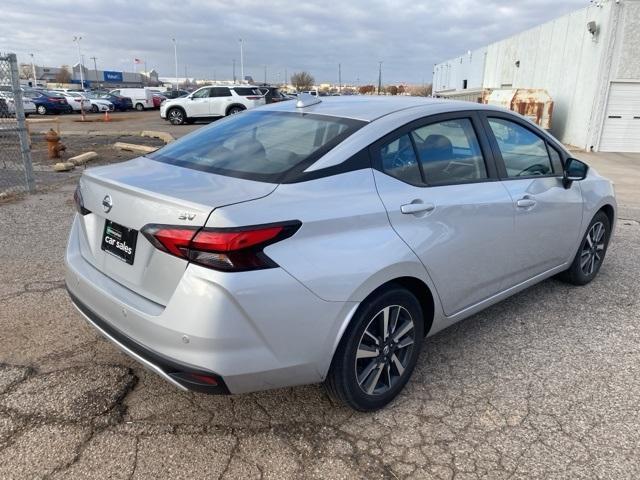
[580,221,606,275]
[354,305,415,396]
[168,109,184,125]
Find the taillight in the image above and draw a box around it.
[141,221,301,272]
[246,96,262,100]
[73,185,90,215]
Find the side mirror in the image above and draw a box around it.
[563,157,589,188]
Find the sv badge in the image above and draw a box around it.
[178,212,196,221]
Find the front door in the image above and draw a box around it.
[483,115,583,285]
[189,87,212,117]
[372,113,516,316]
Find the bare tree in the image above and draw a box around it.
[290,71,315,91]
[358,85,375,95]
[386,85,398,95]
[55,66,72,84]
[407,84,432,97]
[19,64,32,80]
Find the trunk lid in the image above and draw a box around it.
[76,156,276,306]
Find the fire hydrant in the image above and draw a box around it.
[45,129,66,159]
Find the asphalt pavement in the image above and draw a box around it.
[0,141,639,478]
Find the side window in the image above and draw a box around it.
[411,118,487,185]
[547,144,563,173]
[488,118,554,177]
[111,90,120,95]
[192,88,210,99]
[211,87,232,97]
[380,134,422,185]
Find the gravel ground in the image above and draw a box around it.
[0,150,639,478]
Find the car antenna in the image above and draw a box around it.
[296,92,321,108]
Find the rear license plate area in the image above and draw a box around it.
[101,220,138,265]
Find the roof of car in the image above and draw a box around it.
[259,95,493,122]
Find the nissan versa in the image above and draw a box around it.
[65,96,616,411]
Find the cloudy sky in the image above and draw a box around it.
[2,0,588,84]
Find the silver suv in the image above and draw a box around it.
[160,85,266,125]
[66,96,616,411]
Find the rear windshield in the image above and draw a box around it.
[232,87,263,96]
[148,110,365,183]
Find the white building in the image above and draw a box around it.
[433,0,640,152]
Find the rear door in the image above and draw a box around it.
[209,87,232,116]
[372,112,516,316]
[481,112,583,285]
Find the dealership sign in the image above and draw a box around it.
[103,71,123,82]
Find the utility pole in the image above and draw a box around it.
[171,38,178,90]
[338,63,342,93]
[73,36,84,89]
[377,61,383,95]
[239,38,244,83]
[284,68,288,87]
[29,53,37,87]
[90,56,98,83]
[232,59,236,83]
[263,65,267,84]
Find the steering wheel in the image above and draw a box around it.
[516,163,548,177]
[388,142,415,169]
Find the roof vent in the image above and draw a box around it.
[296,92,322,108]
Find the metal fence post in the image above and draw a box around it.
[8,53,35,193]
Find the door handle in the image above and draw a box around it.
[400,202,435,214]
[516,197,536,208]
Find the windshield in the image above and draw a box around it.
[149,110,365,183]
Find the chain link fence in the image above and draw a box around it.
[0,53,35,197]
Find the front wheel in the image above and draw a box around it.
[91,104,98,113]
[227,106,245,115]
[558,211,611,285]
[36,105,47,115]
[324,285,424,411]
[135,103,144,111]
[167,108,186,125]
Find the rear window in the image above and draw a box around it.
[149,110,365,183]
[232,87,262,96]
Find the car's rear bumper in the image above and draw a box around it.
[65,215,356,394]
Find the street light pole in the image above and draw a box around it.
[338,63,342,94]
[73,36,84,89]
[264,64,267,84]
[171,37,178,91]
[232,59,236,83]
[239,38,244,83]
[90,56,98,83]
[29,53,37,87]
[377,61,383,95]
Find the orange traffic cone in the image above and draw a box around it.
[104,110,111,122]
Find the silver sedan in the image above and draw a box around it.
[65,96,616,411]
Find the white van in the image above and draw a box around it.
[109,88,153,111]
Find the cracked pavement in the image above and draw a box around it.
[1,153,639,479]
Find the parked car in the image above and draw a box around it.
[26,90,73,115]
[0,91,36,116]
[151,92,166,109]
[54,91,92,113]
[257,86,289,104]
[82,93,114,113]
[160,85,266,125]
[94,93,133,112]
[110,88,153,111]
[66,97,616,411]
[161,89,190,100]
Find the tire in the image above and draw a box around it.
[558,211,611,286]
[135,103,144,111]
[324,285,424,411]
[91,104,98,113]
[36,105,47,115]
[227,105,245,115]
[167,107,186,125]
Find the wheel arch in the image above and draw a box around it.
[225,103,246,115]
[599,203,615,228]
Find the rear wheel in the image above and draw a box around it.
[227,105,245,115]
[558,211,611,285]
[167,107,186,125]
[91,104,98,113]
[324,285,423,411]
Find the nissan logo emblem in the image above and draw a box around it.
[102,194,113,213]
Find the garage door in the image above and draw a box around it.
[599,82,640,152]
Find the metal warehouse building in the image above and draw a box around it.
[433,0,640,152]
